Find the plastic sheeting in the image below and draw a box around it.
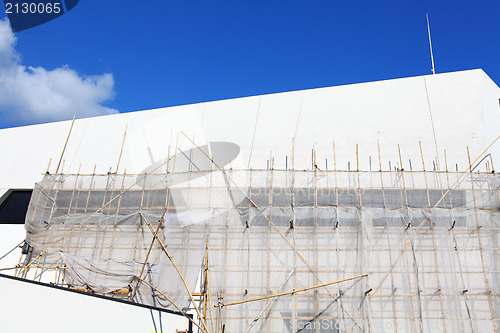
[22,169,500,332]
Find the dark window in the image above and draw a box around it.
[0,190,32,224]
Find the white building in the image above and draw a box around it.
[0,69,499,332]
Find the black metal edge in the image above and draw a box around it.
[0,272,185,317]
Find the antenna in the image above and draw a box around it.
[426,13,436,74]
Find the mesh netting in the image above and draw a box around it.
[21,169,500,332]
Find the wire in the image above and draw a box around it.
[0,240,24,262]
[147,264,159,333]
[471,153,490,172]
[150,308,158,333]
[158,310,163,333]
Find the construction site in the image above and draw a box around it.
[3,137,497,332]
[0,69,499,332]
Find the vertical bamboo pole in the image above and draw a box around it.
[379,141,398,331]
[266,164,273,332]
[333,140,344,327]
[445,149,473,330]
[115,123,128,174]
[46,158,52,174]
[203,243,209,323]
[218,290,224,333]
[419,147,447,332]
[108,169,126,260]
[313,145,320,331]
[56,115,76,174]
[207,154,216,333]
[291,165,298,332]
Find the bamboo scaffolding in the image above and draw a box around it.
[147,222,209,333]
[244,269,295,333]
[369,135,500,300]
[467,146,496,322]
[9,132,500,333]
[134,275,206,333]
[16,131,186,274]
[182,132,366,332]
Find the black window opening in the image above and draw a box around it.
[0,190,33,224]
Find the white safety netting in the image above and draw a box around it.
[22,169,500,332]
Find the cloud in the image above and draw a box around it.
[0,19,118,126]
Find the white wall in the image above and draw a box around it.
[0,69,498,194]
[0,274,189,333]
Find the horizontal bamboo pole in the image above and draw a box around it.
[69,286,93,292]
[17,265,67,270]
[46,168,498,176]
[67,287,129,295]
[215,273,367,308]
[0,266,17,271]
[110,288,130,295]
[192,292,205,297]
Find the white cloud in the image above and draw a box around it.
[0,19,118,125]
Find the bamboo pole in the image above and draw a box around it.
[56,115,76,174]
[207,163,217,333]
[17,265,67,269]
[134,275,206,333]
[218,290,224,333]
[115,123,128,174]
[445,151,474,329]
[378,141,397,331]
[0,266,18,271]
[422,149,447,332]
[215,274,367,308]
[203,244,208,323]
[333,140,344,327]
[147,223,209,333]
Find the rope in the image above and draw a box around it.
[0,240,24,262]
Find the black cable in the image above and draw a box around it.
[471,153,491,172]
[145,263,159,332]
[158,310,163,333]
[150,308,158,332]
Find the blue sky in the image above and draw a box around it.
[0,0,499,128]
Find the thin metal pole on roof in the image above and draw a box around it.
[426,14,436,75]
